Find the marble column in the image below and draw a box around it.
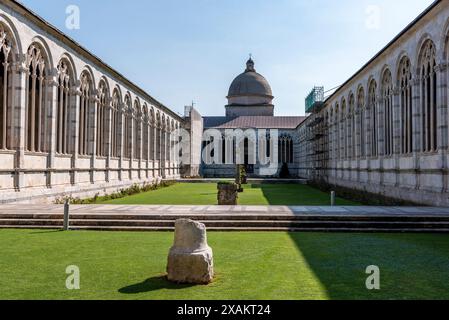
[89,94,99,184]
[70,87,81,185]
[436,63,448,192]
[12,59,28,191]
[412,77,421,190]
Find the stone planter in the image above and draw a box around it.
[217,183,238,205]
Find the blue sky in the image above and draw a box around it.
[20,0,434,117]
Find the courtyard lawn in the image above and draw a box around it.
[99,183,359,205]
[2,229,449,300]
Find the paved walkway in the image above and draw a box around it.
[1,205,449,217]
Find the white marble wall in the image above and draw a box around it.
[0,1,183,203]
[297,1,449,206]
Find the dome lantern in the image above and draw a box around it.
[246,57,255,72]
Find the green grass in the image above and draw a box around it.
[2,229,449,300]
[99,183,359,206]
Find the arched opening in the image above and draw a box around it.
[381,69,394,156]
[149,109,155,161]
[357,87,366,157]
[334,104,340,160]
[278,135,293,164]
[418,39,437,152]
[78,71,93,156]
[111,89,121,158]
[25,44,49,153]
[349,94,355,159]
[329,109,334,159]
[155,112,161,161]
[96,80,109,157]
[123,95,132,159]
[341,99,347,159]
[398,56,413,154]
[133,100,141,159]
[142,106,149,161]
[56,59,74,155]
[0,25,14,150]
[368,80,378,157]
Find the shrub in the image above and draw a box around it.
[54,180,176,204]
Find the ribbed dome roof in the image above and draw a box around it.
[227,58,273,98]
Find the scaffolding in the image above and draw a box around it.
[305,86,324,114]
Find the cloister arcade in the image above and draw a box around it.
[0,3,182,203]
[298,1,449,206]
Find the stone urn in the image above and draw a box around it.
[217,182,238,205]
[167,219,214,284]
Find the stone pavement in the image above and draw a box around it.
[0,204,448,217]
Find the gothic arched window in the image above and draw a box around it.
[156,112,161,161]
[149,109,155,161]
[399,56,413,154]
[0,26,14,150]
[96,80,109,157]
[368,80,378,157]
[123,95,132,159]
[133,100,141,159]
[357,87,366,157]
[142,106,149,161]
[56,59,74,155]
[26,44,49,153]
[79,71,93,156]
[381,69,394,156]
[111,89,121,158]
[278,135,293,164]
[349,94,355,159]
[341,99,347,159]
[334,103,340,160]
[419,39,437,152]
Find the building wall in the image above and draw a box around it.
[225,105,274,117]
[181,106,203,177]
[202,128,300,178]
[0,1,183,203]
[297,1,449,206]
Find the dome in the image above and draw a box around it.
[227,58,273,99]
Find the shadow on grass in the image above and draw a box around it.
[119,276,196,294]
[252,184,357,206]
[287,232,449,300]
[29,230,64,235]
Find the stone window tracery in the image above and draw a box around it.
[399,56,413,154]
[25,44,48,153]
[0,26,13,150]
[419,40,437,152]
[381,69,394,156]
[357,87,366,157]
[368,80,378,157]
[56,60,73,155]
